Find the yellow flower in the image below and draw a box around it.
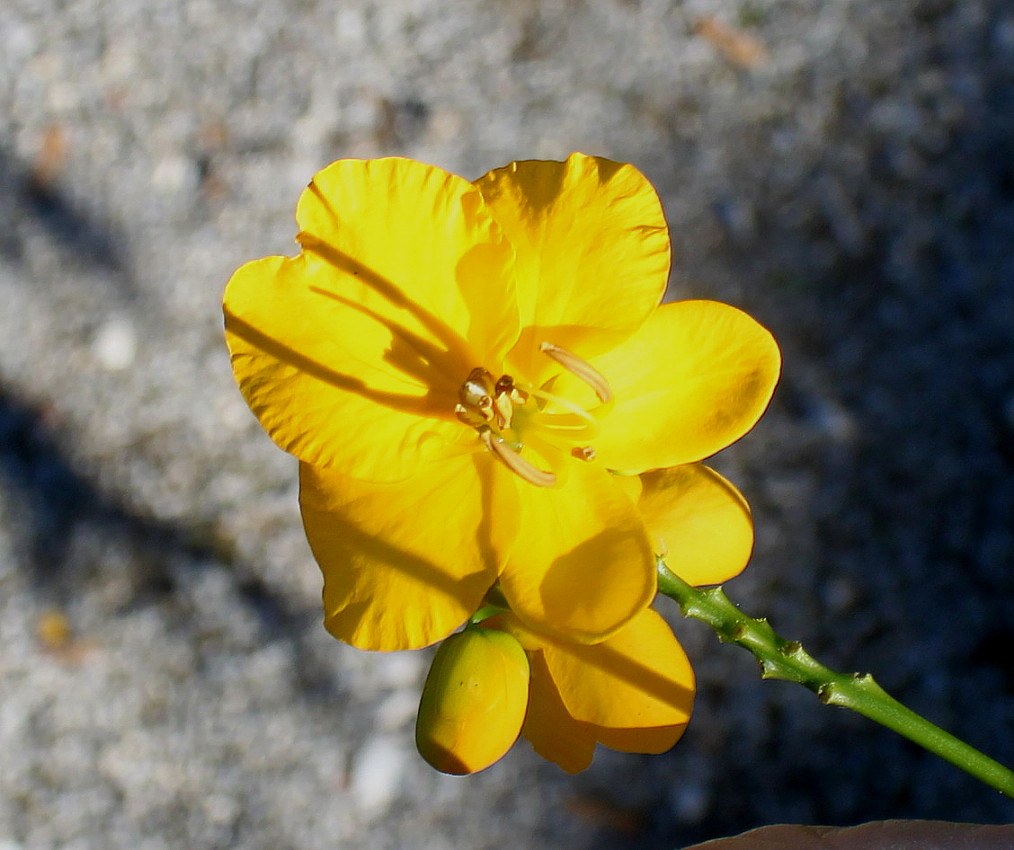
[224,153,780,651]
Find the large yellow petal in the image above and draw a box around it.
[496,462,654,643]
[521,651,598,774]
[492,611,692,770]
[226,254,458,481]
[474,153,670,381]
[541,607,695,730]
[589,300,781,472]
[225,158,519,480]
[638,464,754,586]
[297,158,521,366]
[299,453,513,651]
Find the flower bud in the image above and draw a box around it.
[415,626,530,775]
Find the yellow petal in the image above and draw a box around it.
[496,462,654,643]
[542,607,695,730]
[638,464,754,586]
[474,153,670,380]
[297,158,521,369]
[416,627,530,775]
[225,158,519,480]
[594,722,688,755]
[494,611,691,770]
[521,651,598,774]
[609,472,643,504]
[590,300,781,473]
[299,453,512,651]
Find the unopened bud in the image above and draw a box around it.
[415,626,530,775]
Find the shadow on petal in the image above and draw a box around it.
[314,515,493,650]
[300,455,505,650]
[300,209,479,372]
[534,525,653,640]
[227,312,448,418]
[316,511,480,599]
[551,639,695,712]
[594,722,687,754]
[305,284,463,393]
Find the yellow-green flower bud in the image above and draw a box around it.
[415,626,530,775]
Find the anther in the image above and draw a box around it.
[571,446,596,461]
[455,403,488,429]
[494,375,526,402]
[480,430,556,487]
[459,367,497,412]
[539,342,613,403]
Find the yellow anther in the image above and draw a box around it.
[480,430,557,487]
[539,342,613,403]
[571,446,596,461]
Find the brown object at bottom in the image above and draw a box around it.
[682,819,1014,850]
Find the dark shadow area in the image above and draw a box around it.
[0,384,342,704]
[630,4,1014,847]
[0,142,130,287]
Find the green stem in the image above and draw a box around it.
[656,560,1014,799]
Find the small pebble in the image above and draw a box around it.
[350,736,406,816]
[92,317,137,370]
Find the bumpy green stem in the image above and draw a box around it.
[656,560,1014,799]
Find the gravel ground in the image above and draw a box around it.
[1,1,1013,848]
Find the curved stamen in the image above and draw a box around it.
[480,430,557,487]
[539,342,613,403]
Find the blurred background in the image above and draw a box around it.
[1,0,1012,847]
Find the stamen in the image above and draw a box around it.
[493,375,517,397]
[539,342,613,403]
[493,395,512,430]
[571,446,596,461]
[480,430,557,487]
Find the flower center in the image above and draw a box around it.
[455,368,529,433]
[454,344,613,487]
